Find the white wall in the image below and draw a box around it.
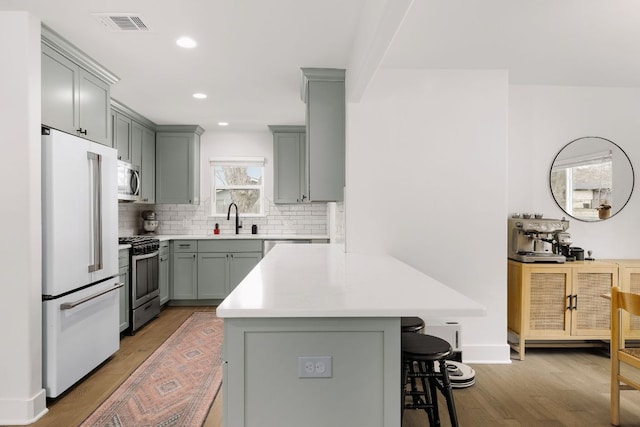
[0,11,48,424]
[346,69,511,363]
[509,85,640,258]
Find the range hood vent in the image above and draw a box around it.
[92,13,151,32]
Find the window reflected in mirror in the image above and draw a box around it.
[549,137,634,222]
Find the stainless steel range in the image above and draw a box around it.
[119,236,160,332]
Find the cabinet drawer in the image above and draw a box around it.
[173,240,198,252]
[198,239,263,253]
[118,249,129,268]
[159,240,170,255]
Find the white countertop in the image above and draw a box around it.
[216,244,486,319]
[139,234,329,241]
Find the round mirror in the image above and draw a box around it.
[549,136,634,222]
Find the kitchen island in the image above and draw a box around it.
[217,244,485,427]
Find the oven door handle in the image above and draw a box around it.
[60,283,124,310]
[132,250,159,261]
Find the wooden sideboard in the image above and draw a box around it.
[507,259,640,360]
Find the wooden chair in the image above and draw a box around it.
[610,286,640,426]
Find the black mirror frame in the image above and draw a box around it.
[549,136,635,222]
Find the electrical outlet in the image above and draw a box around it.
[298,356,332,378]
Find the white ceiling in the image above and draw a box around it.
[2,0,640,132]
[384,0,640,87]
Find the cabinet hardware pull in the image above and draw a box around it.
[566,295,572,310]
[573,294,578,310]
[60,283,123,310]
[193,254,196,259]
[77,128,87,135]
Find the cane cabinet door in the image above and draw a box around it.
[525,266,572,338]
[618,264,640,339]
[571,265,617,337]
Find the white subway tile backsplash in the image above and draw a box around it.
[119,198,328,237]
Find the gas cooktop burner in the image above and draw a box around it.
[119,236,160,255]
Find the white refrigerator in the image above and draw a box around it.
[41,128,120,398]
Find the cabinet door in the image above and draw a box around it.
[131,121,143,168]
[42,45,78,135]
[114,112,132,162]
[118,265,130,333]
[172,252,197,299]
[197,253,228,299]
[525,267,572,338]
[79,69,110,146]
[620,267,640,338]
[156,133,193,204]
[274,132,306,203]
[305,80,345,201]
[228,252,262,294]
[141,126,156,203]
[159,253,170,305]
[572,267,617,336]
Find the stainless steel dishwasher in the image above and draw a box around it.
[262,240,311,256]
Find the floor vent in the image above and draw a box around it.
[92,14,151,32]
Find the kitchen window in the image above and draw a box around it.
[210,157,265,216]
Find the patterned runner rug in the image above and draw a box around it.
[81,312,223,427]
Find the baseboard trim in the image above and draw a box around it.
[0,389,48,425]
[461,343,512,364]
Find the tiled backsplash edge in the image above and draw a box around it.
[119,198,329,237]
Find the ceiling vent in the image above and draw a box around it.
[92,13,151,32]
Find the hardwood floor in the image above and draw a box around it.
[26,306,221,427]
[20,309,640,427]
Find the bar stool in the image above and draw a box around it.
[401,331,459,427]
[401,316,425,333]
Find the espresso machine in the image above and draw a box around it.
[508,216,570,263]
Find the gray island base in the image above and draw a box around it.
[217,244,485,427]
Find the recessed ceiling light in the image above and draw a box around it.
[176,36,197,48]
[192,93,207,99]
[218,122,229,127]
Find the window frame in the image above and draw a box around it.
[209,156,266,218]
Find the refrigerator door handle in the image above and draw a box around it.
[88,152,103,273]
[60,283,124,310]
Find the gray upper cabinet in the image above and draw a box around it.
[269,125,307,203]
[112,100,157,203]
[140,125,156,203]
[114,111,132,162]
[300,68,345,202]
[41,25,117,146]
[131,121,156,203]
[156,125,204,205]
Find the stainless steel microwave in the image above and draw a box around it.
[117,161,140,202]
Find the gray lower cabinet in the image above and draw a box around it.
[197,253,228,299]
[172,251,198,300]
[269,126,307,203]
[156,126,204,205]
[118,249,130,333]
[159,241,170,305]
[171,239,262,301]
[41,43,112,146]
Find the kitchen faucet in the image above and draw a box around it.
[227,202,242,234]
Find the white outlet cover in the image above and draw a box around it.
[298,356,332,378]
